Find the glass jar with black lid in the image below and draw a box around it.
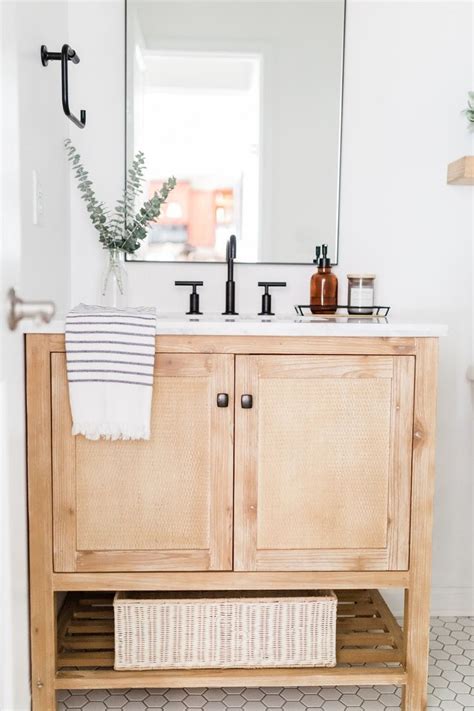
[347,274,375,315]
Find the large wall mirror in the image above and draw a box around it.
[126,0,346,264]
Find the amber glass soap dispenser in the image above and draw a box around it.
[310,244,338,314]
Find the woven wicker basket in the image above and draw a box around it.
[114,590,337,670]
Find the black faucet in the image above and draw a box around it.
[223,234,238,315]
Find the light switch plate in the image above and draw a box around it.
[32,169,44,226]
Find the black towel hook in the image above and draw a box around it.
[41,44,86,129]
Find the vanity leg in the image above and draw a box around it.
[401,338,438,711]
[30,589,57,710]
[27,336,57,710]
[402,587,431,710]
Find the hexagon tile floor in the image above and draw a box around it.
[58,616,474,710]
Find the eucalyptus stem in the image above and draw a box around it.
[463,91,474,128]
[65,139,176,254]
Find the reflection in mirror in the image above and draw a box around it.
[126,1,346,264]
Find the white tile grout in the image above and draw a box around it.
[58,617,474,710]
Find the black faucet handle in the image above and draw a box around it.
[258,281,287,316]
[258,282,287,289]
[174,281,204,315]
[228,234,237,259]
[175,280,204,287]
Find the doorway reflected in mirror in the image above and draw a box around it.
[138,52,260,262]
[126,1,345,264]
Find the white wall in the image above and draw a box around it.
[1,2,71,709]
[17,4,71,311]
[68,0,473,613]
[341,0,474,614]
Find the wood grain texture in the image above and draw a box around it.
[154,335,416,355]
[402,338,439,711]
[52,353,77,571]
[33,333,417,356]
[75,549,211,572]
[387,356,415,569]
[52,352,234,572]
[234,355,414,571]
[370,590,405,659]
[56,666,406,690]
[24,334,439,702]
[234,356,259,570]
[255,354,394,379]
[52,570,409,590]
[26,335,57,709]
[209,353,234,569]
[253,549,392,571]
[447,155,474,184]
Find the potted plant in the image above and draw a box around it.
[65,139,176,306]
[462,91,474,130]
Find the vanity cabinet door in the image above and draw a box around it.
[52,352,234,572]
[234,355,415,572]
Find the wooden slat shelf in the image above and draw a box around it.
[447,155,474,184]
[56,589,405,689]
[57,666,407,690]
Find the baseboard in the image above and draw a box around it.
[382,587,474,618]
[429,587,474,617]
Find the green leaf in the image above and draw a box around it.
[65,141,176,253]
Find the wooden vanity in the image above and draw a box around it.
[26,326,441,709]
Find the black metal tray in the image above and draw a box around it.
[294,305,391,317]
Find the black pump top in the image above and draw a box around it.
[318,243,331,268]
[313,245,321,264]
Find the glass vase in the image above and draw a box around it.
[100,249,128,308]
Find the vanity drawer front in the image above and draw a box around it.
[234,355,415,572]
[51,352,234,572]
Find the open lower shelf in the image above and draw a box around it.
[56,589,406,689]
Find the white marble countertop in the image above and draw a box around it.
[22,313,447,337]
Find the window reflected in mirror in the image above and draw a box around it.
[126,1,345,264]
[140,52,260,262]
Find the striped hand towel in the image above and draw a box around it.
[65,304,157,440]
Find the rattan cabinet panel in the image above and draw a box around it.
[51,352,234,572]
[234,355,415,571]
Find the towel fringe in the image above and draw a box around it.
[72,422,150,441]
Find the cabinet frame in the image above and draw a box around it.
[234,354,415,572]
[26,334,438,711]
[51,351,234,573]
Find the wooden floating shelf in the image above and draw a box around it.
[447,155,474,184]
[56,589,405,690]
